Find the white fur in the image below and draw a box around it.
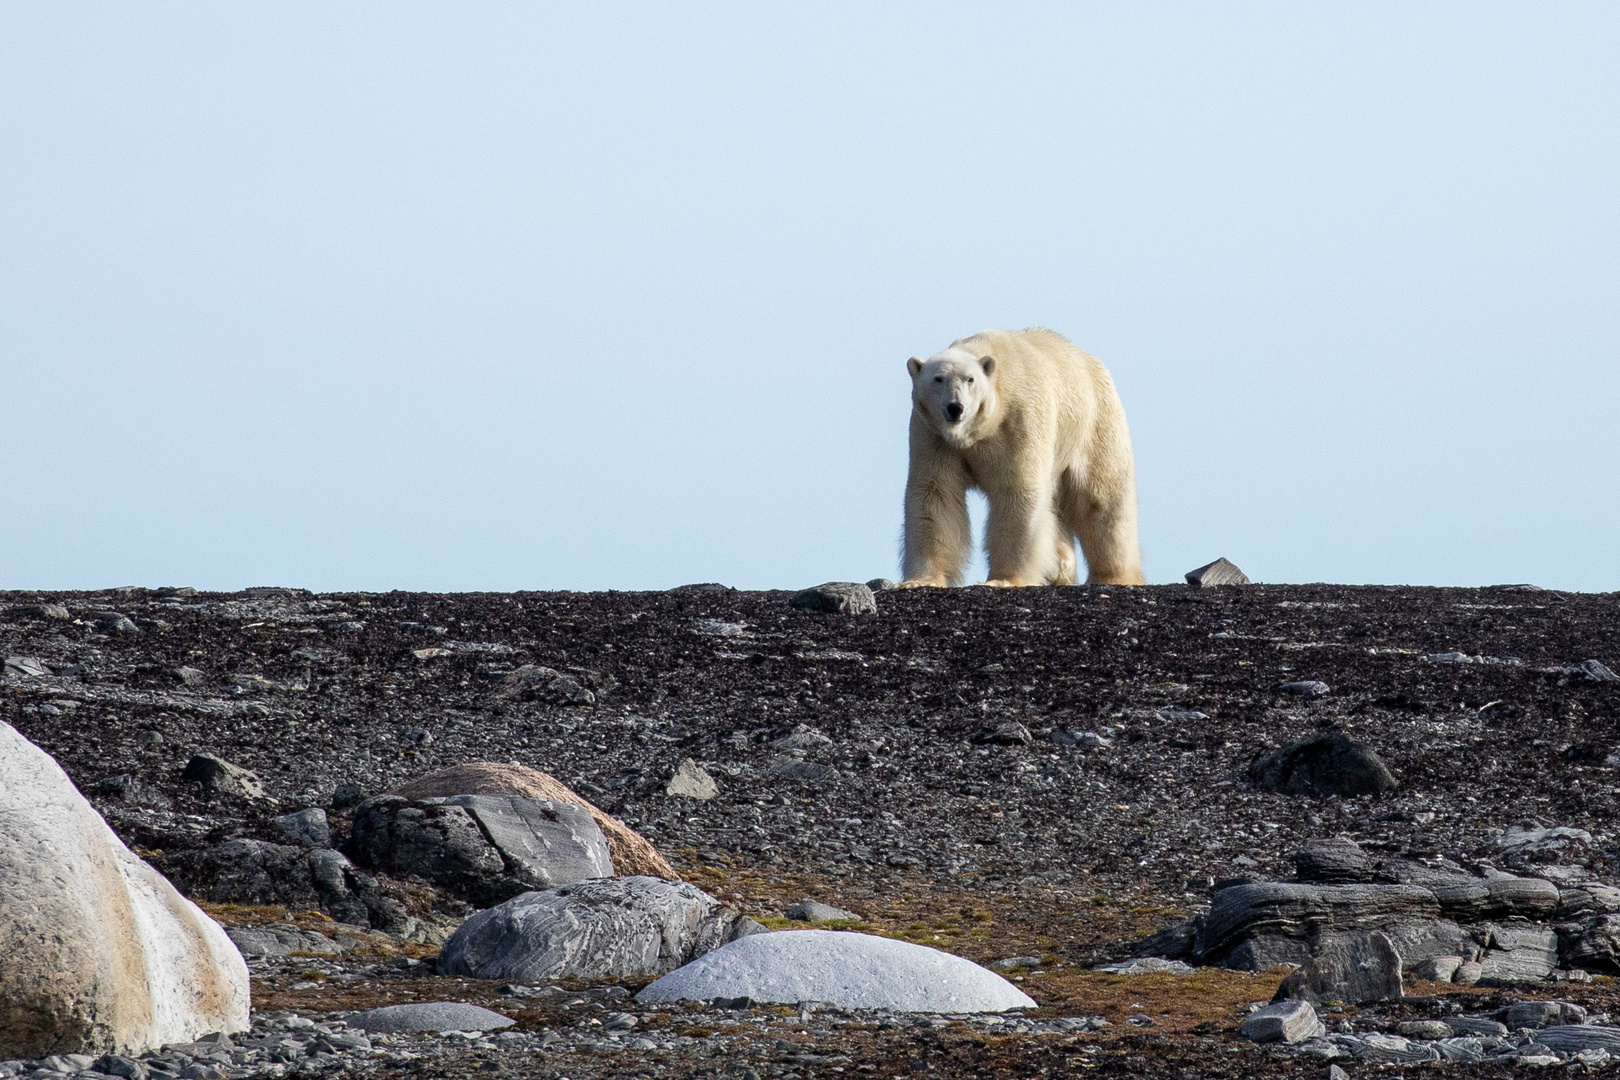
[899,327,1145,588]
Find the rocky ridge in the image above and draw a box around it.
[4,580,1620,1078]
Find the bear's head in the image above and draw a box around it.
[907,348,997,448]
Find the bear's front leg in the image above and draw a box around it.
[983,476,1061,587]
[900,429,972,587]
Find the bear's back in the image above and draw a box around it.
[951,327,1101,403]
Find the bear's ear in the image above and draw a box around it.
[979,355,996,377]
[906,357,923,378]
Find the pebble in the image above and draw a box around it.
[789,582,878,616]
[1279,680,1330,697]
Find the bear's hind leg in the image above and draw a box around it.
[1072,500,1145,586]
[1059,468,1144,585]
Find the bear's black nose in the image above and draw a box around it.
[944,402,964,421]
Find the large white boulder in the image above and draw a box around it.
[637,929,1037,1013]
[0,723,250,1059]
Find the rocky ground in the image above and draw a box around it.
[4,579,1620,1078]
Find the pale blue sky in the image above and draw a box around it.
[2,5,1616,592]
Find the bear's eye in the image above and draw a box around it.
[934,376,943,383]
[966,377,974,383]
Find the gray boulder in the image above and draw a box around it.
[1478,923,1560,982]
[1500,1000,1587,1029]
[425,795,612,887]
[1293,838,1373,883]
[270,808,331,847]
[0,722,249,1059]
[348,1003,513,1033]
[347,794,611,906]
[1240,999,1325,1044]
[1249,734,1397,797]
[1274,930,1403,1004]
[1185,558,1250,588]
[785,900,859,923]
[179,754,266,800]
[157,840,405,931]
[497,665,600,706]
[437,876,765,981]
[91,612,139,635]
[1196,883,1438,966]
[789,582,877,615]
[664,759,719,800]
[1563,913,1620,972]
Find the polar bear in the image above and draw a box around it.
[899,327,1144,588]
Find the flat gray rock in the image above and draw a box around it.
[1445,1015,1509,1037]
[225,925,341,957]
[1097,957,1195,975]
[1278,680,1330,697]
[3,656,51,678]
[789,582,877,616]
[768,757,838,783]
[1292,838,1373,883]
[1426,875,1559,922]
[637,929,1036,1013]
[1534,1025,1620,1053]
[438,876,760,981]
[346,1003,513,1033]
[1351,1032,1440,1063]
[1579,659,1619,682]
[1240,999,1324,1044]
[425,794,613,888]
[1185,558,1250,587]
[785,900,859,923]
[1197,882,1438,964]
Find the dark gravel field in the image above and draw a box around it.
[4,580,1620,1078]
